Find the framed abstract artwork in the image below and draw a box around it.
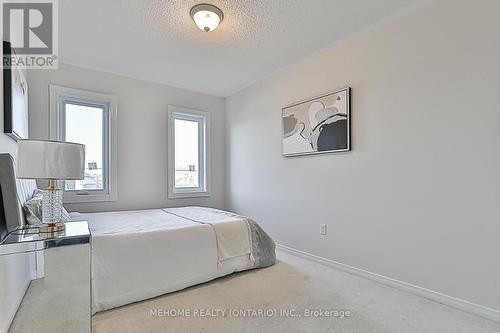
[282,87,350,157]
[3,41,29,141]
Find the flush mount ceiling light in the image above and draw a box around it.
[190,3,224,32]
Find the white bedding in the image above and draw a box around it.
[163,207,252,263]
[72,208,254,313]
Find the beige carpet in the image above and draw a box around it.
[93,250,500,333]
[9,245,90,333]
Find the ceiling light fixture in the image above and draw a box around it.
[190,3,223,32]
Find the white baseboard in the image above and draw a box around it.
[276,243,500,324]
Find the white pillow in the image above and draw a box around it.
[23,189,71,225]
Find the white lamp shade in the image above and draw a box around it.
[17,140,85,180]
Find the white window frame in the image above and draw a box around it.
[167,105,211,199]
[49,85,118,203]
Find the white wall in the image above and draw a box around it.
[0,13,33,332]
[226,0,500,312]
[28,63,226,212]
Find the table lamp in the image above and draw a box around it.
[17,140,85,232]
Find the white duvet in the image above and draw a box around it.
[72,208,254,313]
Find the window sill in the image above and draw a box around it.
[63,193,118,204]
[167,190,211,200]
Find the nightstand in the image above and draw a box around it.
[0,221,92,333]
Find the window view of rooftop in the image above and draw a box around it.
[64,103,104,191]
[174,118,199,188]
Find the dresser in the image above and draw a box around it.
[0,221,91,333]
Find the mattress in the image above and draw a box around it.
[71,207,275,313]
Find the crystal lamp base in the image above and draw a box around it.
[42,185,64,228]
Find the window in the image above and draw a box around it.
[168,106,210,198]
[175,118,200,188]
[50,85,117,203]
[64,103,105,191]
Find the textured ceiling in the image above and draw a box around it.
[59,0,418,97]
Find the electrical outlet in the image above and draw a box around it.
[320,224,327,235]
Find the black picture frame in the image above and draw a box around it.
[3,41,29,141]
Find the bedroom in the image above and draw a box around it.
[0,0,499,332]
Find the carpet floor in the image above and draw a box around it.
[93,250,500,333]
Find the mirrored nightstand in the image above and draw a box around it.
[0,221,91,333]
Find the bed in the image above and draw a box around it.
[73,207,276,313]
[0,154,276,314]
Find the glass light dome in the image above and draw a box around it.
[190,4,224,32]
